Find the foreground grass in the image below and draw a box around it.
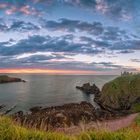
[1,115,140,140]
[0,116,69,140]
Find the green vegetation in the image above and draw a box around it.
[76,129,140,140]
[134,113,140,126]
[0,116,69,140]
[1,115,140,140]
[99,74,140,112]
[0,116,45,140]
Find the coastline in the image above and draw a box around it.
[0,74,140,134]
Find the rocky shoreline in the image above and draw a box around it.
[0,75,26,84]
[11,101,120,130]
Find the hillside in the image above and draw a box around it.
[99,74,140,113]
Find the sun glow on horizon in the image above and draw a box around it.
[0,68,98,74]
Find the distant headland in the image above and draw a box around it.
[0,75,26,84]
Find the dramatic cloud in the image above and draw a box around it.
[0,0,140,73]
[0,35,103,56]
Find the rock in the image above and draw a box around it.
[0,105,5,110]
[76,83,100,95]
[0,75,26,84]
[12,102,101,130]
[30,107,42,113]
[12,101,121,130]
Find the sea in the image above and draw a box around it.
[0,74,117,112]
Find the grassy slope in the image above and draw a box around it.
[1,115,140,140]
[99,74,140,111]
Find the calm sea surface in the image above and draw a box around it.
[0,74,117,112]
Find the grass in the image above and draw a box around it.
[131,103,140,112]
[134,113,140,126]
[0,116,69,140]
[1,115,140,140]
[0,116,45,140]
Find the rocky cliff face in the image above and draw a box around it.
[98,74,140,113]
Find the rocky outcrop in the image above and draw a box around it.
[0,75,26,84]
[98,74,140,113]
[12,102,115,130]
[76,83,100,95]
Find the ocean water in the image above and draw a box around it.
[0,74,117,112]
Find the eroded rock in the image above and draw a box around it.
[76,83,100,95]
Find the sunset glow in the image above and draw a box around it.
[0,68,97,74]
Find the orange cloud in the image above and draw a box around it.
[0,68,97,74]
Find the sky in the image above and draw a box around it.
[0,0,140,74]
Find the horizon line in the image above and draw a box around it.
[0,68,98,74]
[0,68,119,75]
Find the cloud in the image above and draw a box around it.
[0,53,124,71]
[131,59,140,63]
[95,0,133,20]
[43,18,104,35]
[5,5,17,15]
[0,23,8,32]
[111,40,140,51]
[42,18,131,42]
[0,25,139,58]
[0,35,103,57]
[117,50,134,54]
[0,3,7,8]
[0,33,139,72]
[0,18,40,32]
[9,20,40,32]
[0,0,138,20]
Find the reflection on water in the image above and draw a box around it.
[0,74,117,111]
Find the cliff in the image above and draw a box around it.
[98,74,140,113]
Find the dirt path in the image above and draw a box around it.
[56,113,138,135]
